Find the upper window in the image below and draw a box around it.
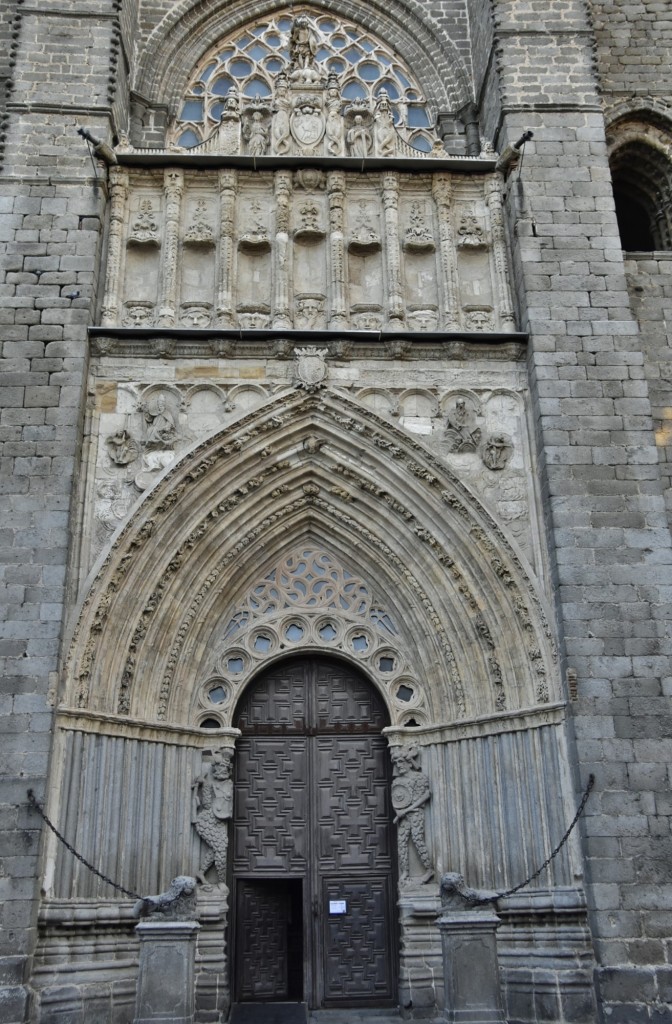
[170,9,435,153]
[608,126,672,252]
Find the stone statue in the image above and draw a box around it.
[244,110,269,156]
[133,875,198,921]
[289,15,318,72]
[105,428,139,466]
[390,745,433,884]
[346,111,373,159]
[326,75,344,156]
[482,432,513,471]
[444,396,482,453]
[143,393,177,450]
[272,73,291,155]
[192,747,234,885]
[374,90,396,157]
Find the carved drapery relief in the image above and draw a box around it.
[101,168,517,333]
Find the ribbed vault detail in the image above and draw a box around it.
[64,389,558,727]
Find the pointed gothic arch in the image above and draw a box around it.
[132,0,472,126]
[64,388,558,728]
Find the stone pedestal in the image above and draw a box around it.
[134,920,200,1024]
[437,874,505,1024]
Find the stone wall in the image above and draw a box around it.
[488,0,672,1019]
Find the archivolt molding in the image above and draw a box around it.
[64,388,557,728]
[133,1,470,120]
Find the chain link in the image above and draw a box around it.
[27,789,145,902]
[29,773,595,909]
[470,773,595,905]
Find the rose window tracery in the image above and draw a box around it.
[171,10,436,154]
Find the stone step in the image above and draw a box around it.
[308,1011,401,1023]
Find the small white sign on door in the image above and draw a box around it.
[329,899,347,915]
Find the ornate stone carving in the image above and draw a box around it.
[217,87,241,155]
[444,396,482,452]
[432,175,461,331]
[295,294,326,329]
[184,198,215,246]
[482,433,514,471]
[133,876,198,921]
[105,429,140,466]
[242,105,271,157]
[122,301,154,327]
[351,305,383,331]
[179,302,212,328]
[456,211,487,249]
[95,480,133,547]
[325,74,344,156]
[128,198,160,246]
[291,92,325,151]
[390,746,433,885]
[141,391,179,450]
[238,199,270,252]
[294,198,325,243]
[192,748,234,886]
[289,14,321,80]
[237,307,270,329]
[407,306,439,331]
[294,346,328,390]
[100,167,129,326]
[272,73,291,155]
[345,102,374,158]
[157,169,184,327]
[374,90,397,158]
[216,169,237,328]
[349,200,381,254]
[404,202,435,252]
[464,307,495,332]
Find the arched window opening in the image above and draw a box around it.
[170,8,436,154]
[609,138,672,252]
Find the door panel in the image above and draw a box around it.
[236,881,289,1001]
[233,657,396,1008]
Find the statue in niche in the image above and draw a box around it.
[142,392,178,450]
[325,74,344,156]
[390,746,434,885]
[444,396,482,452]
[289,15,319,76]
[482,432,514,471]
[272,73,291,155]
[192,748,234,886]
[345,105,374,158]
[243,108,270,156]
[105,428,139,466]
[374,90,396,157]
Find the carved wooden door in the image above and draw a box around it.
[233,656,397,1008]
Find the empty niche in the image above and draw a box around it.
[123,245,160,312]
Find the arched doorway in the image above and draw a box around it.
[231,655,398,1009]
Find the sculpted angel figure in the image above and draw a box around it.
[290,15,318,70]
[346,113,373,159]
[192,747,234,885]
[244,110,269,157]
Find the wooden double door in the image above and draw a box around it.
[232,656,397,1009]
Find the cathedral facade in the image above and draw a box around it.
[1,1,671,1022]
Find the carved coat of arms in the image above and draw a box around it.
[295,347,328,390]
[290,97,325,149]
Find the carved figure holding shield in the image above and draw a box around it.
[390,746,434,884]
[192,747,234,885]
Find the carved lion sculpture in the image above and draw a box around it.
[133,875,198,922]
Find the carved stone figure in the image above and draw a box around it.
[345,107,374,158]
[444,396,482,452]
[289,15,319,75]
[482,432,513,471]
[272,74,291,155]
[192,748,234,886]
[243,109,270,156]
[349,200,380,253]
[295,294,325,329]
[351,306,383,330]
[122,302,154,327]
[133,875,198,921]
[374,90,396,158]
[457,212,486,249]
[291,95,325,150]
[326,75,344,156]
[143,392,178,450]
[407,307,439,331]
[184,199,214,246]
[95,480,132,545]
[404,203,434,251]
[218,86,241,155]
[238,307,271,329]
[464,308,495,331]
[390,746,433,884]
[180,303,212,327]
[105,428,139,466]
